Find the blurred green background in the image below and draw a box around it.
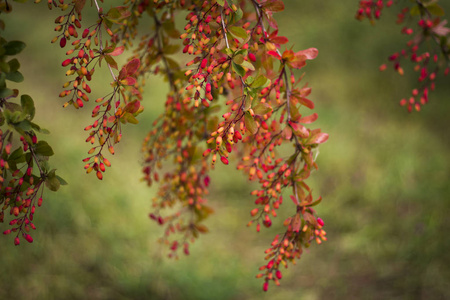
[1,1,450,299]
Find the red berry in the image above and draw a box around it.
[220,156,229,165]
[317,217,324,227]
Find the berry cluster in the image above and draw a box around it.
[138,0,328,291]
[3,0,330,291]
[355,0,393,22]
[357,0,450,112]
[0,14,63,246]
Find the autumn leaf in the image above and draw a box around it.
[121,77,136,86]
[245,113,258,134]
[307,132,329,145]
[267,50,282,60]
[74,0,86,14]
[298,113,318,124]
[296,48,319,60]
[262,0,285,13]
[125,59,140,76]
[107,46,125,57]
[289,121,309,138]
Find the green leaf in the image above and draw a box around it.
[228,26,249,43]
[216,0,225,6]
[226,0,235,6]
[4,109,25,124]
[30,122,50,134]
[247,88,258,102]
[56,175,68,185]
[121,112,139,124]
[163,44,180,55]
[45,171,60,192]
[21,94,35,120]
[240,60,255,71]
[244,94,252,110]
[232,62,245,77]
[410,5,421,16]
[233,54,245,65]
[251,74,270,88]
[252,102,272,116]
[231,7,243,23]
[8,147,24,161]
[235,49,248,57]
[35,141,54,156]
[0,88,14,98]
[244,112,257,134]
[0,72,6,88]
[246,75,255,85]
[8,58,20,72]
[0,61,10,73]
[306,197,322,207]
[14,119,32,131]
[225,48,234,57]
[103,16,114,27]
[6,71,24,83]
[426,3,444,16]
[5,102,22,113]
[106,6,131,21]
[104,55,118,70]
[39,160,50,174]
[0,112,4,126]
[12,126,32,144]
[4,41,26,56]
[162,21,181,38]
[165,57,180,70]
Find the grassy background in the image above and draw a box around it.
[1,0,450,299]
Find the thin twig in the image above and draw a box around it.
[220,9,230,49]
[93,0,117,82]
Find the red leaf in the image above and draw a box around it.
[108,46,125,56]
[292,213,301,232]
[262,0,285,12]
[308,132,329,145]
[282,49,294,61]
[124,100,140,113]
[74,0,86,14]
[298,113,318,124]
[268,30,279,39]
[125,58,140,76]
[298,97,315,109]
[283,126,292,140]
[121,77,136,86]
[289,121,309,138]
[118,67,127,80]
[296,48,318,60]
[299,86,312,97]
[267,50,282,60]
[270,36,289,44]
[289,55,306,69]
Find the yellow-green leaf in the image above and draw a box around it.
[244,112,257,134]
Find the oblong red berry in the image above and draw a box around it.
[60,37,66,48]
